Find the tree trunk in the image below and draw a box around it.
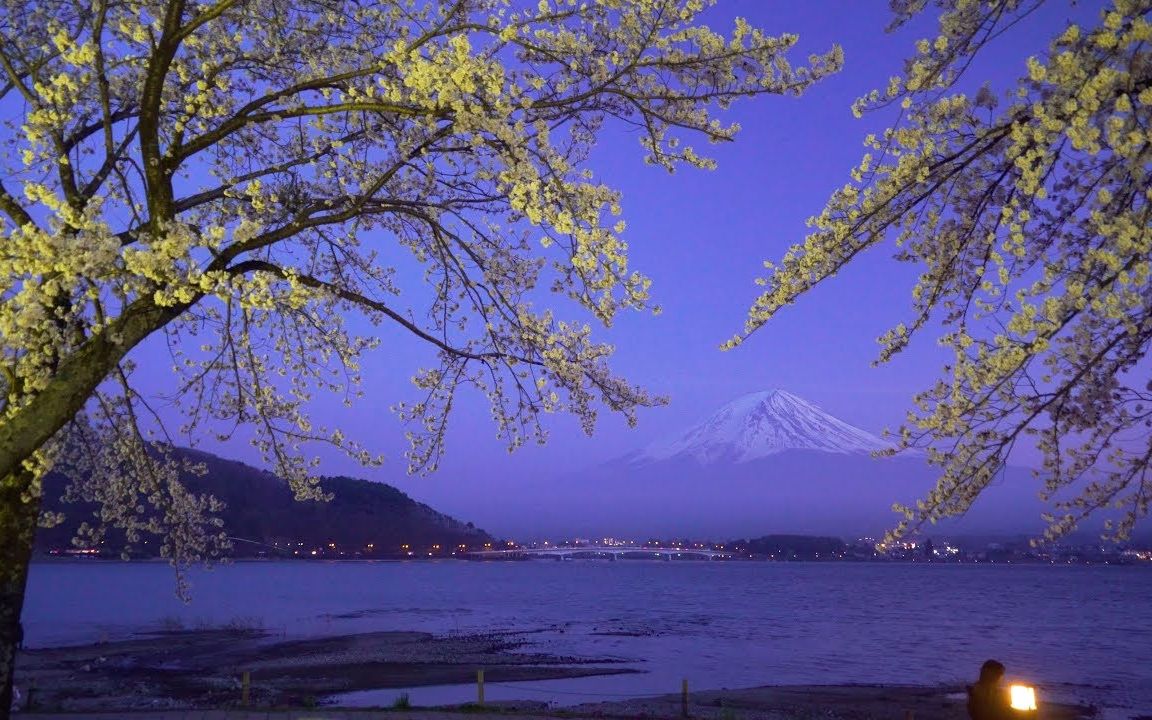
[0,298,188,483]
[0,298,193,719]
[0,470,40,720]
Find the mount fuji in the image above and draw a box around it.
[492,389,1044,539]
[631,389,892,465]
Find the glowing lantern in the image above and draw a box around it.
[1009,685,1037,711]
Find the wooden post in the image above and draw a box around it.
[477,668,485,706]
[682,678,689,718]
[241,670,250,706]
[905,710,914,720]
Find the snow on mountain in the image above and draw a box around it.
[634,389,892,465]
[416,389,1042,539]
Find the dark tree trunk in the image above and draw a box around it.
[0,298,187,484]
[0,470,39,720]
[0,298,191,720]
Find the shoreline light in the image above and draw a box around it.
[1010,685,1037,711]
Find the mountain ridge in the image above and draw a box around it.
[630,388,893,465]
[35,447,495,557]
[473,390,1046,539]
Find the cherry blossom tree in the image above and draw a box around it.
[0,0,841,710]
[735,0,1151,544]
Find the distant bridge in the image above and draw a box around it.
[465,545,735,561]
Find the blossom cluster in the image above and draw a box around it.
[738,0,1152,541]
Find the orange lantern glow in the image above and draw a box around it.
[1009,685,1037,711]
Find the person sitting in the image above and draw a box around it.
[968,660,1013,720]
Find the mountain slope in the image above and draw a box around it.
[633,389,892,464]
[35,448,494,556]
[527,454,1043,540]
[483,390,1046,539]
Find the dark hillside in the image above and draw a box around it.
[35,448,493,558]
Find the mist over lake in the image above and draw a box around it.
[23,560,1152,714]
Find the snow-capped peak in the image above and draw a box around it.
[635,389,891,465]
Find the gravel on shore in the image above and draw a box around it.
[12,628,634,712]
[14,683,1103,720]
[12,629,1108,720]
[570,683,1097,720]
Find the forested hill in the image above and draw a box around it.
[35,448,494,558]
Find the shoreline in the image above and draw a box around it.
[12,628,1122,720]
[13,683,1109,720]
[575,683,1101,720]
[13,628,635,712]
[29,555,1152,567]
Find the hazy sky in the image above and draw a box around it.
[133,1,1104,516]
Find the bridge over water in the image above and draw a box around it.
[464,545,735,561]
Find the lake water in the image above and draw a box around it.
[22,560,1152,715]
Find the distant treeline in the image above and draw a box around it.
[35,447,493,558]
[729,534,846,559]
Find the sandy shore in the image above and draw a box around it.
[13,628,634,712]
[15,684,1106,720]
[12,629,1116,720]
[575,683,1100,720]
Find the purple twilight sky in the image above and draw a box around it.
[129,1,1107,531]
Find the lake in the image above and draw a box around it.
[21,560,1152,714]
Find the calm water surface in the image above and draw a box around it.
[22,560,1152,712]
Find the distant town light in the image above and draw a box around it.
[1010,685,1037,711]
